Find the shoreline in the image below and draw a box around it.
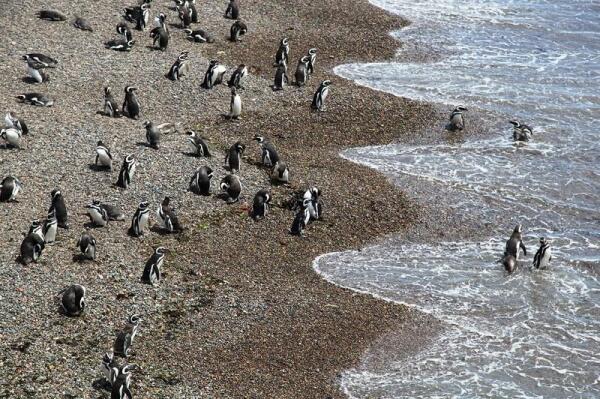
[0,0,448,397]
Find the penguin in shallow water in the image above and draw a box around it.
[449,106,467,131]
[500,254,517,274]
[295,56,310,86]
[221,174,242,203]
[252,189,271,220]
[116,154,137,188]
[77,232,97,261]
[142,247,166,285]
[306,48,317,75]
[0,176,22,202]
[43,209,58,244]
[275,38,289,67]
[505,224,527,260]
[303,186,323,221]
[228,87,242,119]
[122,86,140,119]
[22,53,58,69]
[228,64,247,89]
[128,201,150,237]
[95,140,113,169]
[533,237,552,269]
[273,61,289,91]
[225,141,245,172]
[189,166,213,195]
[38,10,66,21]
[111,364,136,399]
[5,112,29,135]
[114,314,141,357]
[186,130,211,157]
[73,16,93,31]
[184,28,215,43]
[290,198,310,236]
[253,135,280,167]
[201,60,227,89]
[49,189,69,229]
[16,93,54,107]
[60,284,86,316]
[224,0,240,19]
[166,51,190,81]
[105,38,135,51]
[157,196,183,233]
[1,128,22,148]
[510,120,533,142]
[271,161,290,184]
[19,231,45,265]
[311,80,331,111]
[103,87,120,117]
[230,20,247,42]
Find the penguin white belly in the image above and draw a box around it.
[11,183,21,200]
[85,245,95,260]
[4,129,21,147]
[321,88,329,103]
[129,163,137,179]
[27,65,43,83]
[212,65,227,85]
[89,209,107,226]
[33,229,45,242]
[97,150,111,166]
[539,248,552,269]
[44,224,57,243]
[231,96,242,117]
[139,212,149,231]
[280,168,289,182]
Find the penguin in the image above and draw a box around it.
[275,38,289,67]
[295,56,310,86]
[123,3,150,30]
[86,201,109,227]
[306,48,317,74]
[49,189,69,229]
[60,285,86,317]
[227,64,247,89]
[186,130,211,157]
[166,51,190,81]
[122,86,140,119]
[228,87,242,119]
[38,10,67,21]
[43,209,58,244]
[5,112,29,135]
[157,197,183,233]
[271,161,290,184]
[114,314,141,357]
[252,189,271,220]
[95,140,113,169]
[142,247,166,285]
[303,187,323,221]
[150,28,169,51]
[177,5,192,28]
[105,38,136,51]
[0,176,22,202]
[224,0,240,19]
[533,237,552,269]
[253,135,279,167]
[201,60,227,89]
[225,141,245,172]
[103,87,121,117]
[220,174,242,203]
[1,128,22,148]
[187,0,199,23]
[510,120,533,142]
[116,22,133,41]
[189,166,213,196]
[116,154,137,189]
[273,61,289,91]
[16,93,54,107]
[184,28,215,43]
[101,352,119,384]
[311,80,331,111]
[23,58,50,83]
[128,201,150,237]
[19,232,45,265]
[290,198,310,236]
[22,53,58,69]
[28,219,45,242]
[111,364,135,399]
[154,12,169,35]
[73,16,93,31]
[500,254,517,274]
[504,224,527,260]
[448,106,467,131]
[229,20,247,42]
[144,121,161,149]
[77,233,97,261]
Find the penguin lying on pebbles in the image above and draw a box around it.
[533,237,552,269]
[311,80,331,111]
[142,247,166,285]
[105,38,135,51]
[38,10,67,21]
[5,112,29,134]
[189,166,213,195]
[271,161,289,184]
[77,232,97,261]
[122,86,140,119]
[95,140,113,169]
[0,176,22,202]
[60,284,86,317]
[166,51,190,81]
[225,141,245,172]
[220,174,242,203]
[186,130,211,157]
[295,56,310,86]
[252,189,271,220]
[144,121,175,149]
[201,60,227,89]
[229,20,247,42]
[114,314,141,357]
[86,200,126,227]
[49,189,69,229]
[23,53,58,69]
[19,230,45,264]
[184,28,215,43]
[116,154,137,189]
[449,106,468,131]
[254,135,279,167]
[510,120,533,142]
[16,93,54,107]
[22,55,50,83]
[228,64,247,89]
[103,87,121,117]
[228,87,242,119]
[128,201,150,237]
[224,0,240,19]
[1,127,22,148]
[73,16,93,31]
[157,197,183,233]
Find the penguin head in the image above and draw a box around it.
[138,201,150,210]
[125,154,136,164]
[509,120,520,128]
[209,59,219,66]
[184,28,193,36]
[204,166,214,178]
[155,246,167,256]
[143,120,152,128]
[281,38,289,46]
[102,352,113,364]
[539,237,548,245]
[235,142,245,153]
[514,224,522,234]
[300,55,310,64]
[454,106,468,112]
[15,95,26,102]
[186,130,196,138]
[253,135,265,143]
[178,51,189,61]
[125,86,137,93]
[104,86,111,96]
[97,140,104,147]
[321,80,332,87]
[128,314,141,325]
[51,189,61,199]
[140,3,150,10]
[161,196,171,207]
[310,187,321,198]
[127,40,136,47]
[308,48,317,56]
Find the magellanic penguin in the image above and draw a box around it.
[177,5,192,28]
[95,140,113,169]
[290,198,311,236]
[225,141,245,172]
[116,154,137,188]
[533,237,552,269]
[16,93,54,107]
[38,10,67,21]
[449,106,468,131]
[144,121,161,149]
[186,130,211,157]
[227,64,248,89]
[59,284,86,317]
[122,86,140,119]
[228,87,242,119]
[224,0,240,19]
[0,176,22,202]
[201,60,227,89]
[105,38,136,51]
[510,120,533,142]
[252,189,271,220]
[253,135,280,167]
[150,15,169,51]
[123,2,150,30]
[154,12,169,35]
[111,364,136,399]
[275,38,289,67]
[311,80,331,111]
[114,314,141,357]
[5,112,29,135]
[103,87,121,117]
[500,254,518,274]
[87,200,126,226]
[128,201,151,237]
[142,247,166,285]
[28,219,45,242]
[22,55,50,83]
[271,161,290,184]
[189,166,213,196]
[116,22,133,41]
[49,189,69,229]
[166,51,190,81]
[157,196,183,233]
[504,224,527,260]
[184,28,215,43]
[43,209,58,244]
[22,53,58,69]
[1,128,22,148]
[101,352,119,384]
[73,16,93,31]
[303,187,323,221]
[273,60,289,91]
[229,20,247,42]
[77,232,97,261]
[19,231,45,265]
[220,174,242,203]
[295,56,310,86]
[307,48,317,74]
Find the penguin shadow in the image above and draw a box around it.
[87,163,111,172]
[150,224,183,236]
[136,141,157,149]
[1,143,21,150]
[21,76,44,84]
[181,150,204,158]
[91,378,112,392]
[72,253,94,263]
[146,45,165,52]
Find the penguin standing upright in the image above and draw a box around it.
[227,64,247,89]
[220,174,242,203]
[510,120,533,142]
[43,209,58,244]
[114,314,141,357]
[533,237,552,269]
[449,106,468,131]
[116,154,137,188]
[201,60,227,89]
[253,135,279,167]
[123,2,150,30]
[224,0,240,19]
[225,141,245,172]
[144,121,161,149]
[19,231,45,265]
[103,87,120,117]
[128,201,150,237]
[306,48,317,74]
[504,224,527,260]
[49,189,69,229]
[95,140,113,169]
[122,86,140,119]
[303,187,323,221]
[86,201,109,227]
[189,166,213,195]
[229,20,247,42]
[77,233,97,261]
[60,284,86,317]
[273,61,289,91]
[150,26,169,50]
[111,364,136,399]
[290,198,310,236]
[252,189,271,220]
[186,130,211,157]
[100,352,119,384]
[0,176,22,202]
[311,80,331,111]
[295,56,310,86]
[142,247,166,285]
[274,38,289,67]
[116,22,133,41]
[166,51,190,81]
[157,197,183,233]
[177,5,192,28]
[271,161,290,184]
[228,87,242,119]
[28,220,44,242]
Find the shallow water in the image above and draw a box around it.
[318,0,600,397]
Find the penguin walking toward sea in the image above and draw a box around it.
[77,233,97,261]
[49,189,69,229]
[95,140,113,169]
[252,189,271,220]
[505,224,527,260]
[224,0,240,19]
[533,237,552,269]
[273,61,289,91]
[189,166,213,195]
[0,176,22,202]
[166,51,190,80]
[5,112,29,135]
[275,38,289,67]
[448,106,468,131]
[311,80,331,111]
[228,64,247,89]
[38,10,67,21]
[111,364,136,399]
[220,174,242,203]
[116,154,137,188]
[114,314,141,357]
[73,16,93,31]
[157,197,183,233]
[43,209,58,244]
[1,128,22,148]
[253,135,279,167]
[105,38,135,51]
[225,141,245,172]
[271,161,290,184]
[142,247,166,285]
[184,28,215,43]
[59,284,86,317]
[510,120,533,142]
[129,201,151,237]
[103,87,121,117]
[290,198,310,236]
[230,20,247,42]
[303,187,323,221]
[201,60,227,89]
[295,56,310,86]
[307,48,317,75]
[19,231,45,265]
[186,130,211,157]
[122,86,140,119]
[16,93,54,107]
[228,87,242,119]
